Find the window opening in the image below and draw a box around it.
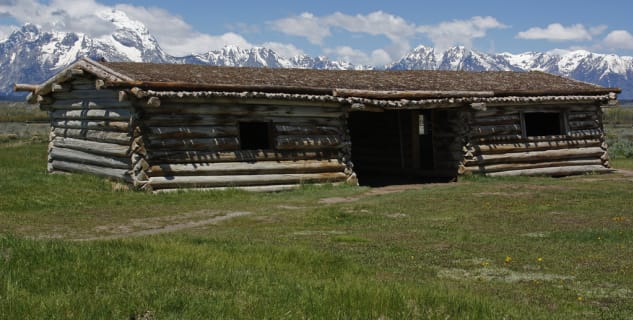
[239,122,271,150]
[524,112,563,137]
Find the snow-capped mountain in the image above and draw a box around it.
[389,45,633,98]
[1,11,632,99]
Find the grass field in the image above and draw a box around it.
[1,141,632,319]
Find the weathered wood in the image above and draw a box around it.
[141,115,344,127]
[51,160,131,181]
[52,90,120,101]
[486,165,613,177]
[52,137,130,157]
[152,184,312,193]
[147,172,348,189]
[147,96,161,107]
[470,124,522,137]
[47,99,133,110]
[333,88,494,99]
[52,120,130,132]
[274,124,342,135]
[460,158,604,174]
[148,160,346,177]
[276,135,342,150]
[473,130,603,143]
[147,137,240,151]
[568,120,600,130]
[51,109,132,120]
[469,139,602,155]
[14,83,39,92]
[159,96,344,108]
[141,104,345,118]
[463,147,605,165]
[52,128,131,144]
[147,126,238,139]
[50,147,131,169]
[146,150,341,164]
[568,112,599,121]
[470,114,520,126]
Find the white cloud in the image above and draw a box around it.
[324,46,393,66]
[417,16,508,52]
[0,25,17,40]
[270,12,507,65]
[0,0,116,37]
[269,12,331,45]
[517,23,600,41]
[603,30,633,50]
[0,0,302,57]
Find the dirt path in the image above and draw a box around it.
[74,211,252,241]
[318,183,443,204]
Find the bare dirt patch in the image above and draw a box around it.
[318,183,439,204]
[74,211,252,241]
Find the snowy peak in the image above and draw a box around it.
[1,12,633,99]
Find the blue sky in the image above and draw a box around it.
[1,0,632,65]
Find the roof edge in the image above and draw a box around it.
[16,57,135,102]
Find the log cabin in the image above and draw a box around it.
[15,57,620,191]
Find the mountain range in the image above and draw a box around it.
[1,9,631,99]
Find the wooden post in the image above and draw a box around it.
[411,110,421,169]
[397,110,405,169]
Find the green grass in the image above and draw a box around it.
[2,142,633,319]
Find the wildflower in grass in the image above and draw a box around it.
[577,296,583,301]
[481,261,490,267]
[504,256,512,264]
[537,257,543,263]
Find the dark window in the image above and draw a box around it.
[524,112,564,137]
[239,122,271,150]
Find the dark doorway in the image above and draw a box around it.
[348,110,451,186]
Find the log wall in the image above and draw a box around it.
[460,104,612,177]
[44,77,134,181]
[131,98,354,191]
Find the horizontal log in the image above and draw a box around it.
[460,158,603,174]
[47,99,132,110]
[51,109,132,120]
[52,137,131,157]
[153,184,310,193]
[50,147,131,169]
[333,88,494,99]
[473,130,603,144]
[147,172,348,189]
[52,120,130,132]
[142,103,344,117]
[486,165,613,177]
[157,96,344,108]
[146,126,238,139]
[147,137,239,151]
[470,114,520,126]
[51,160,131,182]
[148,160,346,177]
[470,124,522,137]
[144,116,345,127]
[469,139,603,155]
[276,135,342,150]
[14,83,39,92]
[274,124,342,136]
[567,112,599,121]
[463,147,606,166]
[52,90,119,101]
[146,150,342,164]
[52,128,131,144]
[568,120,600,130]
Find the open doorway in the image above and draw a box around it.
[348,109,453,186]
